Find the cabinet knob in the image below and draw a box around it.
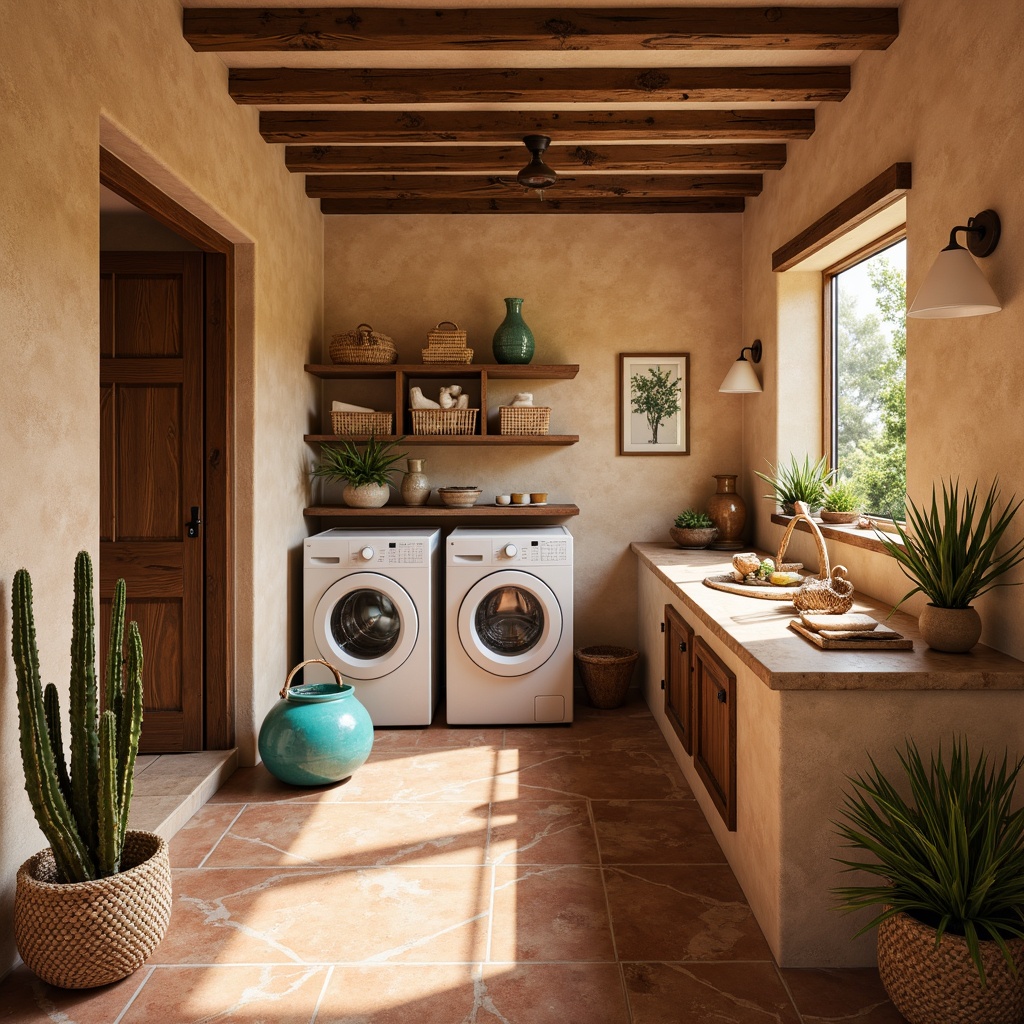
[716,688,727,704]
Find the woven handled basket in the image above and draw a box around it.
[422,321,473,363]
[330,323,398,365]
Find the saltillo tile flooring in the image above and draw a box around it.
[0,695,906,1023]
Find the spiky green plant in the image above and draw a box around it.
[12,551,143,882]
[823,479,861,513]
[875,479,1024,610]
[833,739,1024,986]
[755,454,834,513]
[312,435,408,487]
[674,509,714,529]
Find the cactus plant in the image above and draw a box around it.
[12,551,143,882]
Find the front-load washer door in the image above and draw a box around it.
[458,570,562,677]
[313,573,418,680]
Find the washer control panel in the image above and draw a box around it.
[494,537,570,564]
[347,539,428,567]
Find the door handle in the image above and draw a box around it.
[717,688,727,704]
[186,506,202,538]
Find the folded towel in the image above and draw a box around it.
[332,401,375,413]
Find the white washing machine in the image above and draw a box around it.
[304,528,440,726]
[446,526,573,725]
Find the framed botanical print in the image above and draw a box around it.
[618,352,690,455]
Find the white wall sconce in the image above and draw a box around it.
[719,339,763,393]
[908,209,1002,318]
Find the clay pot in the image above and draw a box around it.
[669,526,718,549]
[343,482,389,508]
[918,604,982,653]
[707,474,746,550]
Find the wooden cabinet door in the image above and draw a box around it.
[100,252,204,753]
[693,636,737,830]
[664,604,694,753]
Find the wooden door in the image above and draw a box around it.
[693,637,737,830]
[664,604,694,754]
[100,252,204,752]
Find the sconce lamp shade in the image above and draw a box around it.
[719,339,763,393]
[907,209,1002,319]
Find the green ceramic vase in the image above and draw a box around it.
[492,297,535,364]
[258,677,374,786]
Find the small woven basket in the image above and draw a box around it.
[329,323,398,365]
[330,411,394,436]
[500,406,551,436]
[422,321,473,363]
[877,909,1024,1024]
[14,831,172,989]
[411,408,479,435]
[574,646,639,709]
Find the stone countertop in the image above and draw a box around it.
[632,542,1024,692]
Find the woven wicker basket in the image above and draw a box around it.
[877,909,1024,1024]
[422,344,474,364]
[329,323,398,365]
[14,831,172,989]
[330,411,394,436]
[500,406,551,435]
[574,645,639,709]
[411,408,479,435]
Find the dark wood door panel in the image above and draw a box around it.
[100,273,114,356]
[112,275,183,357]
[664,604,694,754]
[100,385,115,542]
[693,636,737,831]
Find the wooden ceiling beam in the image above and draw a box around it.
[304,173,762,199]
[320,196,746,214]
[229,66,850,104]
[186,7,897,52]
[261,109,816,143]
[285,142,788,173]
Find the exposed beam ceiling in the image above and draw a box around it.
[184,3,900,214]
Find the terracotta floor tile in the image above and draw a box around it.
[205,801,488,868]
[593,799,726,865]
[503,726,583,751]
[417,725,506,748]
[605,864,773,962]
[513,749,690,801]
[121,965,328,1023]
[368,728,424,749]
[491,865,615,962]
[156,865,491,964]
[488,799,597,865]
[207,764,345,804]
[780,967,905,1023]
[0,964,146,1023]
[624,962,801,1024]
[169,802,245,868]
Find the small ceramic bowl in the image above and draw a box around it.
[495,495,511,506]
[511,493,530,505]
[530,492,548,504]
[438,486,482,508]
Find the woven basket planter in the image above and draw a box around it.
[499,406,551,436]
[330,411,394,436]
[411,408,479,435]
[574,645,639,709]
[329,324,398,365]
[877,909,1024,1024]
[15,830,172,989]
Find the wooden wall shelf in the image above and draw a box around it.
[305,363,579,380]
[304,503,580,518]
[305,433,578,447]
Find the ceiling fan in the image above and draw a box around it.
[498,135,572,199]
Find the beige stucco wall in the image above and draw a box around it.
[743,0,1024,659]
[323,214,745,647]
[0,0,322,976]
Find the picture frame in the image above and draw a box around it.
[618,352,690,456]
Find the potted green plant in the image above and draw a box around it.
[754,454,833,515]
[12,551,171,989]
[833,739,1024,1024]
[669,509,718,549]
[313,434,408,508]
[820,478,862,525]
[875,479,1024,652]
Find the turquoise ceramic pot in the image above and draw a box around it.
[258,660,374,786]
[492,297,535,364]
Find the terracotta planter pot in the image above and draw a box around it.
[918,604,982,653]
[877,910,1024,1024]
[669,526,718,549]
[14,831,172,989]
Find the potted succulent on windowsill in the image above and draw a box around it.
[834,739,1024,1024]
[670,509,719,549]
[12,551,171,989]
[875,479,1024,652]
[313,434,408,508]
[820,478,862,525]
[755,454,833,516]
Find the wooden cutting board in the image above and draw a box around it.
[789,619,913,651]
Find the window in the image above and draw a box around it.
[825,235,907,518]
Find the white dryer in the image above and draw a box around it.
[446,526,573,725]
[304,528,440,726]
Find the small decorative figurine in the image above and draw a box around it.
[409,386,441,410]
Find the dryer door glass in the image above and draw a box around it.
[474,586,543,655]
[330,588,400,659]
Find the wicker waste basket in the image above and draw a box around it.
[574,646,639,709]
